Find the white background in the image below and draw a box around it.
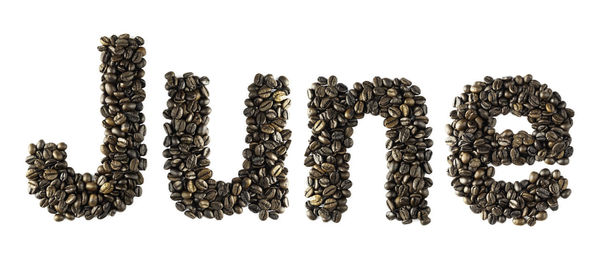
[1,1,598,269]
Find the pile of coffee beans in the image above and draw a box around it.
[447,74,574,226]
[163,72,291,220]
[304,76,433,224]
[25,34,147,221]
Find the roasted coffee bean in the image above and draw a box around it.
[25,34,147,221]
[305,76,432,224]
[163,72,291,220]
[99,182,114,194]
[447,75,574,226]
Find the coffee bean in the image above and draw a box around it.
[536,211,548,221]
[271,164,283,177]
[88,194,98,207]
[25,34,147,221]
[512,218,526,226]
[323,198,337,209]
[259,100,273,111]
[99,182,114,194]
[509,200,520,209]
[198,200,210,209]
[305,76,432,224]
[321,162,335,172]
[163,72,291,220]
[51,150,64,160]
[309,195,323,206]
[65,194,76,205]
[54,214,65,222]
[261,124,275,134]
[43,169,58,180]
[197,168,212,180]
[259,210,268,220]
[323,185,337,197]
[447,75,574,226]
[383,117,399,128]
[313,119,325,132]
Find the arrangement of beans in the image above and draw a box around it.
[25,34,147,221]
[304,76,433,224]
[446,75,574,225]
[162,72,291,220]
[23,34,576,226]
